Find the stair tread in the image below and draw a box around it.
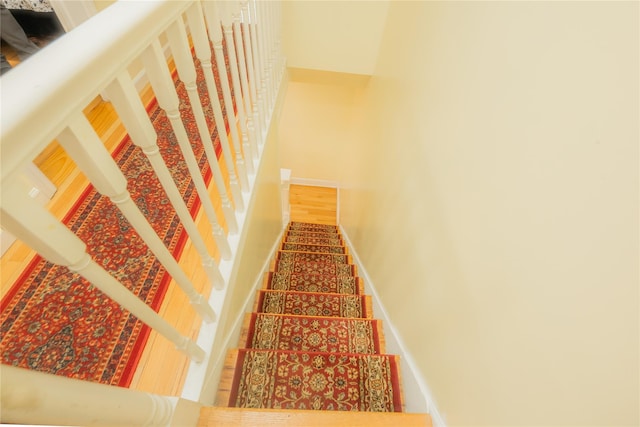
[219,349,404,412]
[264,272,364,295]
[198,406,433,427]
[239,312,385,354]
[254,289,373,318]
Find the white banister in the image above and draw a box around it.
[166,16,239,236]
[140,39,232,261]
[202,1,250,192]
[1,365,202,426]
[103,73,226,290]
[220,3,256,175]
[1,181,205,362]
[1,0,285,420]
[186,2,245,217]
[57,113,216,322]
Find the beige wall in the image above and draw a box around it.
[338,2,639,425]
[282,1,389,75]
[278,68,369,182]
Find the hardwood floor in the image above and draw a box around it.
[289,184,337,225]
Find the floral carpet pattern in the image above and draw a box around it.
[255,290,369,318]
[226,222,404,412]
[0,55,228,386]
[230,349,402,411]
[281,243,346,254]
[284,235,343,246]
[274,252,354,276]
[245,313,381,354]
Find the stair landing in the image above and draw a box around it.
[198,406,433,427]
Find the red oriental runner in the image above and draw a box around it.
[229,349,403,412]
[0,57,226,387]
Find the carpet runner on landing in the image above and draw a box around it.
[220,221,405,412]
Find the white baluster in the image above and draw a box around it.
[104,73,225,290]
[56,113,216,322]
[241,1,263,148]
[248,0,266,136]
[186,3,245,214]
[140,40,232,261]
[257,0,274,110]
[201,1,250,192]
[230,2,258,160]
[219,2,255,175]
[254,0,270,125]
[165,17,239,234]
[1,365,186,426]
[1,180,205,361]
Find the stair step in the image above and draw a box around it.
[283,234,343,246]
[286,229,342,239]
[272,252,355,276]
[239,313,385,354]
[281,242,347,254]
[253,289,373,318]
[198,406,433,427]
[218,349,404,412]
[264,272,364,294]
[288,222,339,233]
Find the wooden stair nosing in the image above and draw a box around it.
[198,406,433,427]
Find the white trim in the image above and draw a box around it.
[289,176,339,189]
[339,225,447,427]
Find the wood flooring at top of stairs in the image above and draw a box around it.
[289,184,337,226]
[198,406,433,427]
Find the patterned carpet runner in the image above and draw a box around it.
[254,290,371,318]
[225,222,404,412]
[0,49,232,387]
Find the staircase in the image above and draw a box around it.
[201,221,432,426]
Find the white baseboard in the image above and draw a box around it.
[339,225,446,427]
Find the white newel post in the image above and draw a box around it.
[202,1,250,192]
[219,2,255,176]
[140,39,232,261]
[165,17,239,235]
[186,2,245,216]
[1,365,201,426]
[0,179,205,362]
[104,73,225,290]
